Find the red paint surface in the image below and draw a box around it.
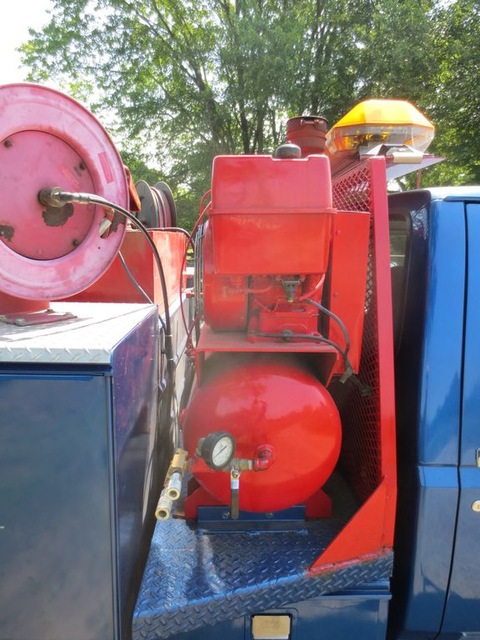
[0,292,48,315]
[327,211,371,373]
[308,157,397,570]
[0,130,96,260]
[183,354,342,513]
[209,154,334,275]
[67,229,187,313]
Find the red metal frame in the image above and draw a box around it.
[327,211,371,373]
[309,157,397,572]
[67,229,187,314]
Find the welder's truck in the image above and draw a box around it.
[0,83,478,640]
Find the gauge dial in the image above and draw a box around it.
[200,432,236,470]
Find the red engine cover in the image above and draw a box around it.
[183,355,342,513]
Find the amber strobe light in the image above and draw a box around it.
[326,99,435,155]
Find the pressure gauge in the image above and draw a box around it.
[199,432,236,471]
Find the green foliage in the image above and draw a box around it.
[426,0,480,184]
[120,150,162,185]
[357,0,437,102]
[20,0,480,227]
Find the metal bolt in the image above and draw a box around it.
[74,161,87,177]
[472,500,480,513]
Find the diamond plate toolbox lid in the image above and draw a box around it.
[0,303,157,365]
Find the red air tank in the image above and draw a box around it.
[183,355,342,513]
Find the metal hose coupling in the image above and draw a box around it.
[38,187,98,207]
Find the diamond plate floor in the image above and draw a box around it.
[133,514,393,639]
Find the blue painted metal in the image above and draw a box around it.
[417,198,466,467]
[441,468,480,633]
[0,373,116,640]
[196,505,307,531]
[394,466,458,636]
[111,307,162,639]
[133,515,393,639]
[457,200,480,466]
[150,584,391,640]
[0,306,162,640]
[440,201,480,633]
[387,191,465,638]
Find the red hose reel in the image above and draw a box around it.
[0,83,128,302]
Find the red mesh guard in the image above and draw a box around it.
[332,164,372,213]
[331,159,396,505]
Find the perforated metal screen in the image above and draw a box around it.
[331,160,391,503]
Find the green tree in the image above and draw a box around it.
[21,0,440,227]
[357,0,436,103]
[423,0,480,185]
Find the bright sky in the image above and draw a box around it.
[0,0,53,84]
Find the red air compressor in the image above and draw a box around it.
[179,120,372,520]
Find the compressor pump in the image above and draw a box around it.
[177,116,373,520]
